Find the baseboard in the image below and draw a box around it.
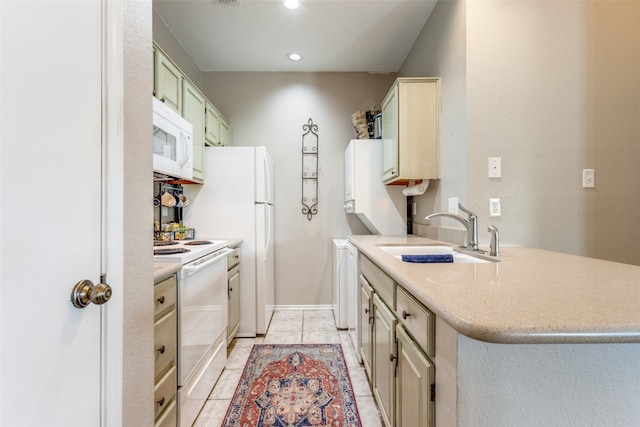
[274,304,334,311]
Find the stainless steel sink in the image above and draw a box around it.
[377,244,492,264]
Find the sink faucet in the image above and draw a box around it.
[425,203,482,252]
[487,225,500,256]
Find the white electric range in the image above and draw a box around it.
[154,239,230,427]
[153,239,228,264]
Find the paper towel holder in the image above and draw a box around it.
[403,179,429,196]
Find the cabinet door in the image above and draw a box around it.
[205,101,220,146]
[381,84,398,182]
[396,325,435,427]
[182,79,205,183]
[154,48,182,114]
[373,294,397,427]
[227,264,240,343]
[219,115,230,146]
[360,276,374,381]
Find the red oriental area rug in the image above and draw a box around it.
[222,344,362,427]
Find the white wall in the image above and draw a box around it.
[401,0,640,266]
[203,72,396,306]
[123,1,155,425]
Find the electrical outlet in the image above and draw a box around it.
[448,197,459,214]
[489,198,501,217]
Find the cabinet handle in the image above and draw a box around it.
[229,287,233,292]
[390,353,397,362]
[157,397,165,407]
[364,308,369,314]
[157,295,165,304]
[160,97,166,103]
[157,345,165,354]
[402,310,411,319]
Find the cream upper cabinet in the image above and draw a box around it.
[381,77,440,184]
[153,42,231,181]
[182,79,205,183]
[154,47,182,114]
[205,101,220,146]
[219,114,230,146]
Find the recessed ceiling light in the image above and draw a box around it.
[288,53,302,61]
[284,0,299,10]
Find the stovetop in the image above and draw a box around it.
[153,239,227,264]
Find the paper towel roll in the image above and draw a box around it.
[402,180,429,196]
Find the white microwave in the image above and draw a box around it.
[153,97,193,180]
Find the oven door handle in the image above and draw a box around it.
[182,248,232,277]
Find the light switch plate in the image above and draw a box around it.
[448,197,459,214]
[582,169,595,188]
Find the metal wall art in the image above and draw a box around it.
[301,118,318,221]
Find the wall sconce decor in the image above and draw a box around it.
[301,118,318,221]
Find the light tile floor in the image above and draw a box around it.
[193,309,384,427]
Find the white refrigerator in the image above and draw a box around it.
[184,146,275,336]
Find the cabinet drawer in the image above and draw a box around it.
[154,275,176,317]
[227,246,240,269]
[154,309,177,378]
[154,365,177,421]
[155,398,176,427]
[396,286,435,357]
[361,255,395,308]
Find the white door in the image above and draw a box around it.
[1,1,112,425]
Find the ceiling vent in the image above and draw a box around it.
[218,0,240,4]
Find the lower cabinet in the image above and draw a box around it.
[396,325,434,427]
[227,246,241,344]
[373,293,397,427]
[154,274,177,427]
[360,276,374,380]
[359,255,435,427]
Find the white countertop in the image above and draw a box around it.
[153,262,181,281]
[349,235,640,344]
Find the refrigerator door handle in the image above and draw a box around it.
[264,205,272,251]
[263,154,272,203]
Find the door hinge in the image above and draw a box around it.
[431,383,436,402]
[100,273,107,284]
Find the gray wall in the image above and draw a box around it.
[402,0,640,266]
[202,72,395,306]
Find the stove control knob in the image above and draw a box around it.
[71,279,113,309]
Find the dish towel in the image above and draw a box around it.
[401,254,454,263]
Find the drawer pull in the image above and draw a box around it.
[157,345,166,354]
[402,310,411,319]
[157,296,165,304]
[157,396,165,407]
[229,287,233,292]
[364,308,369,314]
[390,353,397,362]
